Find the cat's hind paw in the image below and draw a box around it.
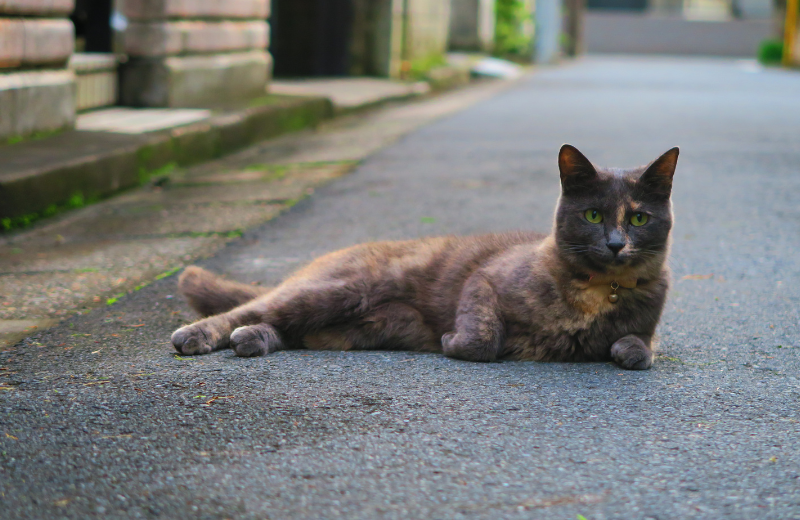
[230,324,283,357]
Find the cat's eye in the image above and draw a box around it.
[584,209,603,223]
[630,213,649,226]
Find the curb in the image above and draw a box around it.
[0,95,333,222]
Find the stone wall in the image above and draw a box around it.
[406,0,452,62]
[449,0,495,52]
[0,0,76,141]
[120,0,272,107]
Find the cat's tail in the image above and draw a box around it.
[177,266,270,317]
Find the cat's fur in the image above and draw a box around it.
[171,145,678,370]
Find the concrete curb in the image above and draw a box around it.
[0,95,333,221]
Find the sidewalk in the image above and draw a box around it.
[0,77,518,347]
[0,76,465,226]
[269,77,432,114]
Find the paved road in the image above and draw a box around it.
[2,56,799,519]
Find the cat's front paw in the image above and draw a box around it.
[441,332,498,362]
[610,335,653,370]
[230,324,283,357]
[171,322,227,355]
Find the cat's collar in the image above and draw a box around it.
[575,273,640,303]
[583,273,638,289]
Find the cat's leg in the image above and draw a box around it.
[610,334,653,370]
[304,303,439,352]
[171,279,373,356]
[229,323,286,357]
[441,273,504,362]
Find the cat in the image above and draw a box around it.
[171,144,678,370]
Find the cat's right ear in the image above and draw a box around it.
[559,144,598,194]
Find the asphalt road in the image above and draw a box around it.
[2,56,799,519]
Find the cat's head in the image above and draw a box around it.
[554,145,678,274]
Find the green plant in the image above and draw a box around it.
[138,161,177,185]
[758,39,784,65]
[408,54,447,80]
[495,0,533,58]
[4,128,64,146]
[1,191,95,232]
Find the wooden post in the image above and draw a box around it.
[785,0,799,66]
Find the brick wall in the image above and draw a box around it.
[120,0,272,107]
[0,0,76,140]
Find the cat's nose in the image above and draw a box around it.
[607,241,625,255]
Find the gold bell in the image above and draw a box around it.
[608,281,620,303]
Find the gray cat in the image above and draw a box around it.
[171,145,678,370]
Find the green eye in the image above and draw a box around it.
[584,209,603,223]
[630,213,649,226]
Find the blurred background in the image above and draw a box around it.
[0,0,796,144]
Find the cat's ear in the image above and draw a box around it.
[558,144,598,194]
[638,147,679,199]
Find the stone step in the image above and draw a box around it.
[0,95,332,220]
[124,20,269,57]
[0,18,74,69]
[0,0,74,16]
[120,50,272,108]
[124,0,269,21]
[0,68,75,140]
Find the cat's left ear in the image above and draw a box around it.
[637,147,679,199]
[559,144,598,195]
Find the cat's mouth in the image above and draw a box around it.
[582,247,633,271]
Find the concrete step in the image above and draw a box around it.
[0,95,333,222]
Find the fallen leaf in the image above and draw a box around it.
[53,498,71,507]
[681,274,713,280]
[203,395,234,406]
[5,433,18,440]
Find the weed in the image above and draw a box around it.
[4,128,64,146]
[758,39,783,65]
[138,161,177,185]
[155,266,182,281]
[106,293,124,306]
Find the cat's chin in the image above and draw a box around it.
[580,256,631,273]
[588,259,634,276]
